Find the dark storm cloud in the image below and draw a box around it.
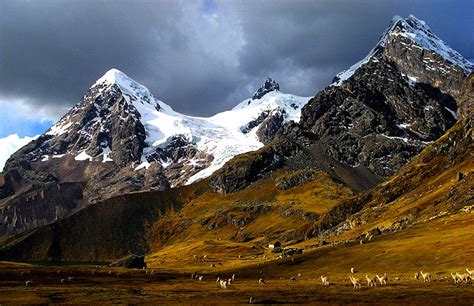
[229,0,473,97]
[0,0,472,119]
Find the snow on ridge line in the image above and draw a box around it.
[92,68,165,111]
[332,15,473,86]
[37,68,312,186]
[331,15,400,86]
[393,15,473,73]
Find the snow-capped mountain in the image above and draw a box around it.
[304,14,472,175]
[0,70,310,236]
[24,69,309,187]
[1,69,309,198]
[210,15,472,194]
[333,15,473,96]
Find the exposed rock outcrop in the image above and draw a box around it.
[252,78,280,100]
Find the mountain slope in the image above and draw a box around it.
[1,74,471,264]
[0,71,310,237]
[210,15,472,194]
[315,72,473,240]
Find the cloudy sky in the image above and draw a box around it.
[0,0,472,142]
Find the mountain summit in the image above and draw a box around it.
[252,78,280,100]
[333,15,472,96]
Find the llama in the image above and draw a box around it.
[350,267,356,274]
[219,279,228,288]
[419,271,431,282]
[232,274,235,282]
[451,272,461,284]
[366,275,376,287]
[376,273,388,285]
[456,272,472,284]
[349,276,361,289]
[258,278,265,284]
[198,275,204,281]
[320,275,330,286]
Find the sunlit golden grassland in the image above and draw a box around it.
[1,211,473,304]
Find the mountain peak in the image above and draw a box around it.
[332,15,473,86]
[93,68,127,86]
[252,78,280,100]
[386,15,473,72]
[91,69,160,111]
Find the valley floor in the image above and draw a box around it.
[1,213,473,304]
[0,264,473,304]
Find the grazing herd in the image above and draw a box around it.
[190,266,472,294]
[19,264,473,294]
[341,268,473,290]
[451,269,473,284]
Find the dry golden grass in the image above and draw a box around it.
[1,213,473,304]
[146,169,353,252]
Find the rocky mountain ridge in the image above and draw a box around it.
[0,70,309,236]
[210,15,472,194]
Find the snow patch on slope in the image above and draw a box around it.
[75,151,93,161]
[46,122,72,136]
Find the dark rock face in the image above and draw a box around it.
[301,58,457,177]
[209,145,285,194]
[383,17,471,99]
[252,78,280,100]
[256,109,286,144]
[148,136,213,187]
[241,110,271,134]
[240,108,286,144]
[5,84,148,171]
